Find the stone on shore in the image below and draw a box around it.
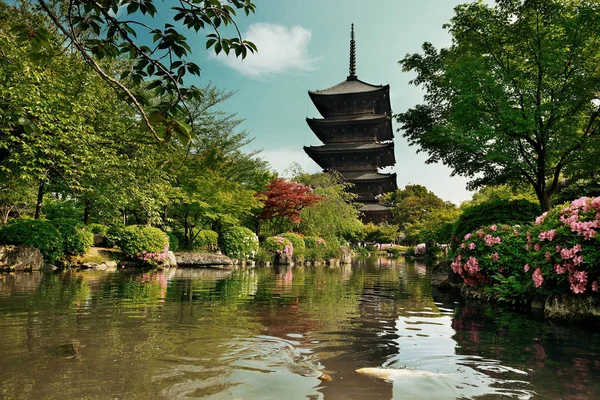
[0,245,44,271]
[175,252,233,268]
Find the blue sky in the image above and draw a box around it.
[181,0,485,205]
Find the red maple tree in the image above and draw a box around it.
[259,178,324,233]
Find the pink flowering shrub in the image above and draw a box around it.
[525,196,600,295]
[452,224,531,298]
[263,235,294,263]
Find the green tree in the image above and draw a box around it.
[294,170,363,242]
[381,184,455,231]
[13,0,257,143]
[397,0,600,212]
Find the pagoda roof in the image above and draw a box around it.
[309,78,388,96]
[306,115,393,143]
[343,171,397,182]
[360,204,392,212]
[304,142,394,154]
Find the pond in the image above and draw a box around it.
[1,257,599,399]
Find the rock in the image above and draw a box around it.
[545,294,600,325]
[93,234,106,247]
[340,246,352,264]
[431,260,462,289]
[103,261,118,272]
[174,252,233,268]
[157,251,177,270]
[0,245,44,271]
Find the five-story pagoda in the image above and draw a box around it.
[304,24,397,224]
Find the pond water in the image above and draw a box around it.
[1,257,599,399]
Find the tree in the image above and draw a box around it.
[9,0,257,144]
[380,184,455,232]
[294,170,363,242]
[259,178,324,236]
[397,0,600,212]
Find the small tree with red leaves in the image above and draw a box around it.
[259,178,324,235]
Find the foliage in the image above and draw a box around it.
[381,184,455,231]
[293,169,363,242]
[50,218,94,256]
[42,198,84,221]
[259,178,324,235]
[0,218,63,263]
[191,229,219,250]
[464,185,538,207]
[106,225,126,248]
[451,224,530,300]
[16,0,258,143]
[323,237,342,259]
[119,225,169,264]
[87,223,109,236]
[165,231,179,252]
[525,197,600,296]
[452,199,540,242]
[262,236,294,260]
[397,0,600,211]
[254,247,274,264]
[363,223,398,244]
[405,207,461,245]
[279,232,306,262]
[385,245,408,257]
[218,226,258,260]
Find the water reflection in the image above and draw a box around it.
[0,258,599,399]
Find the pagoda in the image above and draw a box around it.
[304,24,397,224]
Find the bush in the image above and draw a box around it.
[119,225,169,264]
[0,218,63,264]
[50,218,94,256]
[194,230,218,249]
[525,196,600,296]
[254,247,274,264]
[106,224,126,248]
[165,231,179,252]
[87,223,109,235]
[263,236,294,259]
[304,236,327,261]
[452,224,529,299]
[218,226,258,260]
[324,236,342,259]
[280,232,306,262]
[452,199,540,242]
[385,245,407,257]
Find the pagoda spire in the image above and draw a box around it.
[348,23,357,80]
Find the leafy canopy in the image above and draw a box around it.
[397,0,600,211]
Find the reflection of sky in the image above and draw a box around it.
[387,307,534,399]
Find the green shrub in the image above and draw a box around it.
[119,225,169,264]
[218,226,258,260]
[50,218,94,256]
[254,247,274,263]
[452,199,540,242]
[525,196,600,296]
[263,236,294,259]
[87,223,109,235]
[353,247,370,256]
[452,224,530,300]
[0,218,63,264]
[280,232,306,262]
[42,198,83,221]
[195,230,218,249]
[106,224,126,247]
[304,236,327,261]
[324,237,342,259]
[165,231,179,252]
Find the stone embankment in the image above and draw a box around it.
[0,245,44,271]
[432,260,600,325]
[174,252,234,269]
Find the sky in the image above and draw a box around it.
[180,0,485,205]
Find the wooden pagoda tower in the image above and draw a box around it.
[304,24,397,224]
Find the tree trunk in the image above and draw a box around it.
[538,190,552,212]
[34,181,45,220]
[83,198,91,225]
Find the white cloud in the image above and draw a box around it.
[213,23,318,79]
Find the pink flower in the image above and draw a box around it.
[539,229,556,241]
[592,281,598,292]
[464,233,472,240]
[524,264,530,272]
[535,212,548,225]
[534,243,541,251]
[545,251,551,261]
[532,268,544,288]
[554,263,566,274]
[464,256,480,274]
[460,243,466,249]
[569,271,588,294]
[492,252,500,261]
[468,242,476,250]
[490,225,498,231]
